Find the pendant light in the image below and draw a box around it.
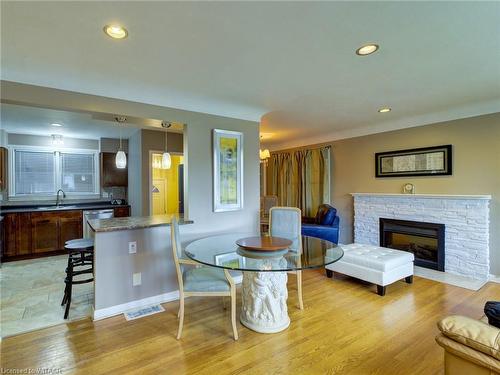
[115,116,127,169]
[161,121,172,169]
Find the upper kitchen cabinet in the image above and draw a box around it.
[101,152,128,187]
[100,138,129,188]
[0,147,7,191]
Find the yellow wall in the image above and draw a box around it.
[268,113,500,274]
[152,154,183,214]
[141,129,184,215]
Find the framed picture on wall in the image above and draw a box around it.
[213,129,244,212]
[375,145,452,177]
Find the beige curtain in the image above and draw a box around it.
[270,146,330,217]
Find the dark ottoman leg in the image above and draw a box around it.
[326,269,333,278]
[377,285,386,296]
[405,275,413,284]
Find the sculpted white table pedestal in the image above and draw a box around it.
[184,233,343,335]
[239,257,290,333]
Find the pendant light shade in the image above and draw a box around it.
[161,152,171,169]
[161,121,172,169]
[115,150,127,169]
[115,116,127,169]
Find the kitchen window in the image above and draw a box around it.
[10,147,100,198]
[14,150,56,195]
[60,153,96,193]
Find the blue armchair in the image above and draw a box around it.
[301,204,339,244]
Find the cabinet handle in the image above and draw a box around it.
[36,219,51,224]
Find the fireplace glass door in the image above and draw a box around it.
[380,218,445,271]
[383,232,438,263]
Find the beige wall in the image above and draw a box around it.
[270,113,500,275]
[8,133,99,150]
[100,138,129,153]
[2,80,261,238]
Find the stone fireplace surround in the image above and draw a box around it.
[351,193,491,280]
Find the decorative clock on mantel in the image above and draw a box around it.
[403,183,415,194]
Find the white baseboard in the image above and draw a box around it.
[93,290,180,321]
[489,274,500,284]
[93,275,243,321]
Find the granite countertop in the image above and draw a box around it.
[88,214,193,233]
[0,202,130,214]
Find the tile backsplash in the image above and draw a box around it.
[102,186,127,201]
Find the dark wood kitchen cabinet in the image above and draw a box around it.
[4,214,21,257]
[31,212,59,253]
[113,206,130,217]
[3,210,82,260]
[0,147,7,191]
[101,152,128,187]
[58,211,83,248]
[3,212,32,257]
[3,215,16,258]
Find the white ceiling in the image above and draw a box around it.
[1,2,499,149]
[1,103,140,140]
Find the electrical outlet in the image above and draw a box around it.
[133,272,142,286]
[129,241,137,254]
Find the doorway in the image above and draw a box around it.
[150,152,184,215]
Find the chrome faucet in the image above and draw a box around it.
[56,189,66,207]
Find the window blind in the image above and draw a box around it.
[14,150,55,195]
[60,153,95,193]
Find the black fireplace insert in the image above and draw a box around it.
[379,218,445,271]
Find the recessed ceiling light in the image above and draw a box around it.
[51,123,63,127]
[356,44,379,56]
[104,24,128,39]
[378,107,391,113]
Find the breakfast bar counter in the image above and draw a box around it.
[88,214,193,233]
[88,214,193,320]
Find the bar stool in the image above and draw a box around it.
[61,239,94,319]
[66,238,91,246]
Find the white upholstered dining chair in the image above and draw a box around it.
[170,217,238,340]
[269,207,304,310]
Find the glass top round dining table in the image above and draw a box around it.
[184,233,343,272]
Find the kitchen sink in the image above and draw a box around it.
[36,205,79,210]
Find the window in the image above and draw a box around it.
[15,150,55,195]
[61,153,95,193]
[11,148,99,198]
[269,146,331,217]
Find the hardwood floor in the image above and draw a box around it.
[2,270,499,374]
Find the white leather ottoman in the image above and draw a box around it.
[326,243,414,296]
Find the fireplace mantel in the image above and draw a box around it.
[351,193,491,200]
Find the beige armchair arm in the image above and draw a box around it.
[438,315,500,360]
[436,334,500,373]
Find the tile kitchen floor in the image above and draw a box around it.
[0,255,93,338]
